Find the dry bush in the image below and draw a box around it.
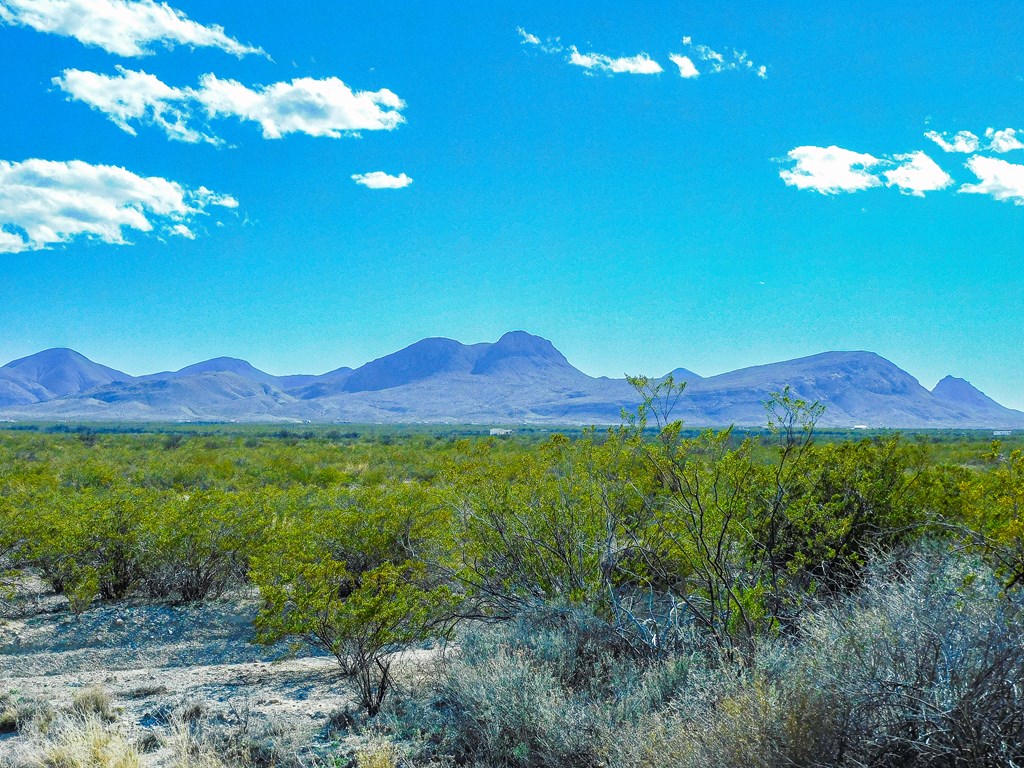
[379,613,659,768]
[378,548,1023,768]
[799,548,1024,767]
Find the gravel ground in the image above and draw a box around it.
[0,581,427,765]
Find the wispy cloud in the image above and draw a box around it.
[925,130,980,153]
[0,158,237,253]
[668,53,699,79]
[671,35,767,79]
[351,171,413,189]
[926,127,1024,154]
[514,26,563,54]
[519,28,766,82]
[53,66,215,143]
[779,146,883,194]
[960,156,1024,204]
[516,26,540,45]
[568,46,662,75]
[54,67,406,142]
[0,0,262,57]
[883,151,953,196]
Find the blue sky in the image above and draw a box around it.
[2,0,1024,406]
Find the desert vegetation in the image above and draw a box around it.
[1,381,1023,766]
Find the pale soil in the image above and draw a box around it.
[0,581,436,765]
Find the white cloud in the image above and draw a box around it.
[668,53,699,78]
[198,74,405,139]
[523,30,762,80]
[985,127,1024,153]
[924,130,980,153]
[0,0,262,57]
[681,36,767,78]
[54,68,406,142]
[53,66,216,144]
[779,145,882,194]
[883,151,953,196]
[0,158,237,253]
[568,46,663,75]
[960,155,1024,204]
[516,26,540,45]
[351,171,412,189]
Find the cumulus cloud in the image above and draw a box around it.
[883,151,953,196]
[0,0,262,57]
[668,53,699,78]
[351,171,412,189]
[985,127,1024,153]
[0,158,237,253]
[54,67,406,142]
[924,130,980,153]
[198,74,405,139]
[959,155,1024,204]
[568,46,662,75]
[676,35,767,79]
[779,145,883,194]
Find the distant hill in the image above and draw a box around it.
[684,351,950,427]
[1,334,1021,428]
[663,367,703,383]
[0,348,133,407]
[140,357,281,386]
[930,375,1024,425]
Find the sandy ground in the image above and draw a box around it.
[0,582,433,764]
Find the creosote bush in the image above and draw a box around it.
[1,398,1023,766]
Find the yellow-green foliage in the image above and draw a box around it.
[355,738,400,768]
[252,485,456,714]
[960,442,1024,587]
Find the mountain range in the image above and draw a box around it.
[0,331,1021,428]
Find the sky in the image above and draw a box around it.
[1,0,1023,407]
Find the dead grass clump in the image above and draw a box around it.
[38,713,141,768]
[166,702,303,768]
[0,692,54,736]
[0,692,19,734]
[70,687,114,722]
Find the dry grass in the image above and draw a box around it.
[70,688,114,722]
[36,713,140,768]
[354,738,400,768]
[165,720,228,768]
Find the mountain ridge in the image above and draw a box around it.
[0,335,1020,428]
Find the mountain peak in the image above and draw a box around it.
[932,375,1003,410]
[176,357,267,377]
[343,337,482,393]
[0,347,132,398]
[471,331,573,375]
[663,367,702,382]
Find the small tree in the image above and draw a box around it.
[254,552,453,715]
[252,488,456,715]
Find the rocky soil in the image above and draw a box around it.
[0,581,431,765]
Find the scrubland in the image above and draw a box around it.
[1,381,1022,766]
